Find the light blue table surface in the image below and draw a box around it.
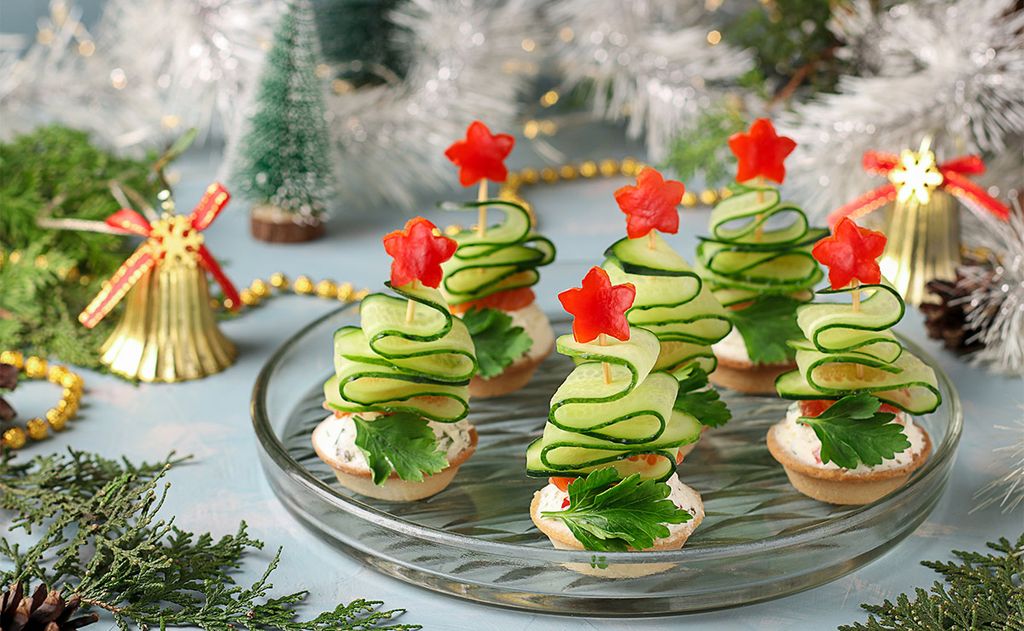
[5,123,1022,630]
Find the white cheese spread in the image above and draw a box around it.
[314,412,473,473]
[772,401,927,473]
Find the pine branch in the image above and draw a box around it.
[840,533,1024,630]
[0,449,419,630]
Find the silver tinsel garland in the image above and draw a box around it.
[0,0,276,150]
[959,204,1024,376]
[95,0,279,144]
[547,0,753,163]
[323,0,537,209]
[781,0,1024,219]
[974,412,1024,514]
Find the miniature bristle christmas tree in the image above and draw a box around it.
[233,0,334,243]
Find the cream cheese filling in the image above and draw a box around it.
[773,402,927,473]
[535,473,703,544]
[314,412,473,473]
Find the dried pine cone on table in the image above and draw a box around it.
[920,266,991,355]
[0,583,98,631]
[0,364,16,422]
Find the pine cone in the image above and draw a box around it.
[920,272,988,354]
[0,363,17,422]
[1,583,98,631]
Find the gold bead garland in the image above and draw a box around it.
[217,273,371,311]
[0,350,84,450]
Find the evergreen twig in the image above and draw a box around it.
[0,449,419,630]
[840,533,1024,630]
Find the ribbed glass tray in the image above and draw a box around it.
[252,305,961,616]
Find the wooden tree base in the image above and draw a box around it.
[250,205,325,243]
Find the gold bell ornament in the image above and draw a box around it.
[829,138,1010,305]
[77,183,242,382]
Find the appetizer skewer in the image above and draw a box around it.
[696,119,827,394]
[443,121,556,398]
[602,167,733,459]
[769,218,941,504]
[313,217,478,501]
[528,267,704,559]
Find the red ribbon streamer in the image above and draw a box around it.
[78,183,240,329]
[829,150,1010,226]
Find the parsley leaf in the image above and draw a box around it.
[728,294,804,364]
[798,394,911,470]
[353,413,449,485]
[540,468,692,552]
[461,307,532,379]
[674,366,731,428]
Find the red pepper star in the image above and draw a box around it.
[811,217,888,289]
[613,167,686,239]
[444,121,515,187]
[558,267,636,343]
[382,217,457,289]
[728,118,797,184]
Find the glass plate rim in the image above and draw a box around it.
[251,304,962,563]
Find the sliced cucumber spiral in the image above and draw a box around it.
[696,185,827,307]
[440,199,555,306]
[324,282,476,422]
[776,282,942,414]
[526,327,703,482]
[603,231,732,374]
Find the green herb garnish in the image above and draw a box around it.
[541,468,692,552]
[728,294,804,364]
[674,366,731,428]
[353,413,448,485]
[799,394,911,470]
[461,307,532,379]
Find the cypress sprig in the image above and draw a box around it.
[0,449,419,630]
[840,534,1024,630]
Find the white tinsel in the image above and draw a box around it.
[323,0,537,209]
[0,1,163,149]
[958,204,1024,376]
[95,0,279,144]
[781,0,1024,219]
[973,412,1024,513]
[547,0,753,163]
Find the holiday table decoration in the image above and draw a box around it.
[695,119,826,394]
[0,351,84,451]
[772,217,941,505]
[0,449,418,630]
[441,121,556,398]
[76,184,240,382]
[314,217,477,501]
[829,138,1011,305]
[527,267,705,561]
[232,0,334,243]
[601,167,732,459]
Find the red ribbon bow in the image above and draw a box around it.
[829,150,1010,226]
[78,183,241,329]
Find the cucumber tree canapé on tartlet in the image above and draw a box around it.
[442,121,556,398]
[696,119,827,394]
[313,217,478,501]
[769,218,941,505]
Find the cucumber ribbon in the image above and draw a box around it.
[440,199,555,306]
[526,327,703,482]
[696,185,827,307]
[603,231,732,375]
[324,282,476,422]
[776,282,942,414]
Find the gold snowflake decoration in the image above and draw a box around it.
[888,138,944,206]
[149,214,204,268]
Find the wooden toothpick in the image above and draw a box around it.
[477,180,488,238]
[599,333,612,384]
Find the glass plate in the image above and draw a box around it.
[252,306,961,616]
